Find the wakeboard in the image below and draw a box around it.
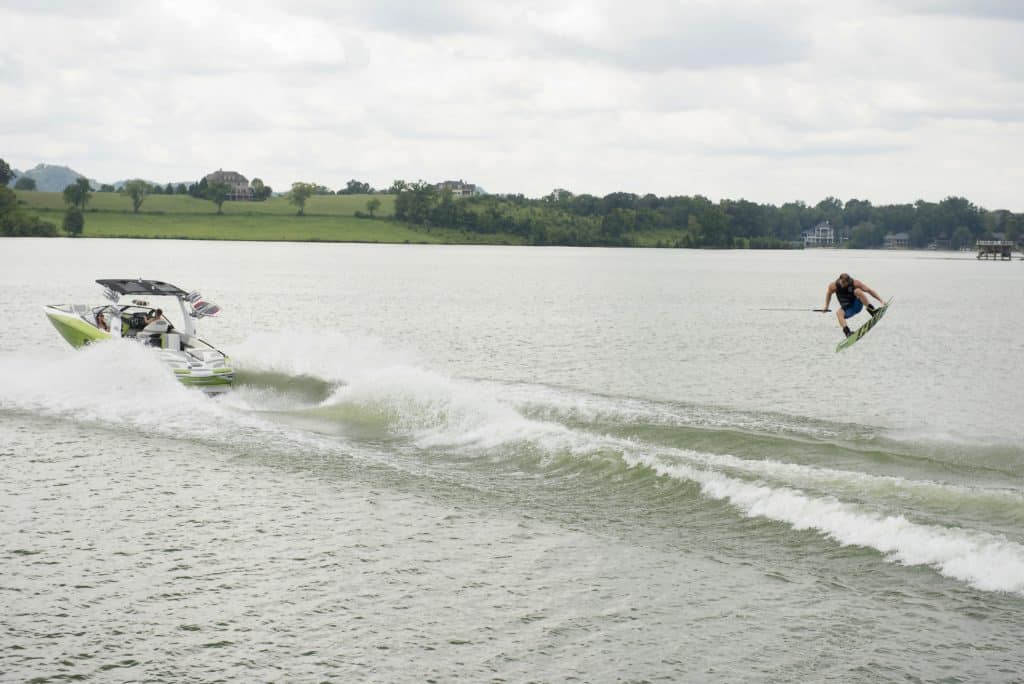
[835,298,893,352]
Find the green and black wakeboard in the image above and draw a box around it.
[835,298,893,352]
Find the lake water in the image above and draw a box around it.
[2,238,1023,682]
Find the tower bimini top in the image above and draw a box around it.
[95,279,188,297]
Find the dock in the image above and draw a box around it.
[976,240,1014,260]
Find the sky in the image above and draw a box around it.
[2,0,1023,210]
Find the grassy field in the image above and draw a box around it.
[15,191,525,244]
[17,191,394,216]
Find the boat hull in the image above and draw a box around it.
[45,307,112,348]
[174,367,235,394]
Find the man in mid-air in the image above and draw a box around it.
[824,273,884,337]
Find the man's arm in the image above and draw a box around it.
[855,280,883,304]
[824,282,835,311]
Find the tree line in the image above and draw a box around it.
[5,156,1022,247]
[390,184,1023,248]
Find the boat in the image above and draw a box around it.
[44,278,234,394]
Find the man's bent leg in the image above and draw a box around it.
[836,309,852,337]
[855,288,879,315]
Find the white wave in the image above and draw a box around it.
[627,451,1024,595]
[883,425,1024,451]
[229,328,413,383]
[0,343,337,456]
[8,333,1022,595]
[0,342,199,424]
[225,328,578,452]
[485,380,856,440]
[231,332,1023,509]
[225,332,1024,520]
[670,445,1024,507]
[321,364,581,452]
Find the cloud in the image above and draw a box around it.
[882,0,1024,21]
[0,0,1022,210]
[341,0,490,37]
[521,1,808,72]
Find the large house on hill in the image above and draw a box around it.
[433,179,479,197]
[204,169,253,200]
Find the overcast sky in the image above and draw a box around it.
[2,0,1022,209]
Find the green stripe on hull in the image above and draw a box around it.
[45,313,112,349]
[177,374,234,386]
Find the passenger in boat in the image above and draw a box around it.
[95,311,109,332]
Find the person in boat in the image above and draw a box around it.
[95,311,109,331]
[144,308,164,327]
[823,273,884,337]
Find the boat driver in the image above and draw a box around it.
[144,309,164,327]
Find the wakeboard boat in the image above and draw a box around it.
[44,278,234,394]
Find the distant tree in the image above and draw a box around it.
[1,186,57,236]
[14,177,36,191]
[394,181,436,223]
[165,183,174,195]
[366,197,381,217]
[1004,213,1024,244]
[99,183,116,192]
[909,224,929,248]
[0,158,13,186]
[543,188,574,205]
[950,226,974,250]
[289,182,315,216]
[848,221,880,249]
[600,208,631,239]
[340,179,373,195]
[939,196,983,239]
[188,176,209,199]
[205,181,232,214]
[63,207,84,236]
[388,179,408,194]
[250,177,272,200]
[121,179,148,213]
[176,183,187,195]
[698,205,730,247]
[842,198,873,227]
[0,185,17,218]
[62,177,92,211]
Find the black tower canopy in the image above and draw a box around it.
[96,279,188,297]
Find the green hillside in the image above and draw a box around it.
[14,191,523,244]
[18,191,395,217]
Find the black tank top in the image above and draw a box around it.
[835,279,856,307]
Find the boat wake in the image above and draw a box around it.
[3,329,1024,596]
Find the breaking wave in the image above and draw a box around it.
[3,329,1023,596]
